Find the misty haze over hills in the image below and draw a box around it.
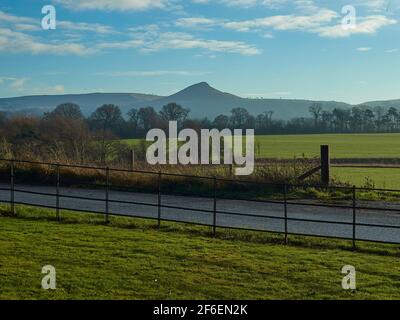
[0,82,398,120]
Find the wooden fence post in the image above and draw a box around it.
[10,160,14,214]
[130,149,134,171]
[284,184,288,245]
[352,186,357,251]
[213,177,217,237]
[56,163,60,221]
[321,145,330,185]
[157,170,162,228]
[105,167,110,224]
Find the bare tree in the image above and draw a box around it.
[90,104,124,164]
[159,103,189,127]
[309,103,323,127]
[47,103,84,120]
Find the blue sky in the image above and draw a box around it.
[0,0,399,104]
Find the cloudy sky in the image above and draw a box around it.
[0,0,399,103]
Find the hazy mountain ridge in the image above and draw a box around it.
[359,99,400,109]
[0,82,398,120]
[0,92,162,116]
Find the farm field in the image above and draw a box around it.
[1,206,400,300]
[123,133,400,159]
[333,167,400,190]
[254,133,400,159]
[123,133,400,188]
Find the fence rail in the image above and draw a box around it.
[1,158,400,248]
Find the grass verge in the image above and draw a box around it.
[1,205,400,300]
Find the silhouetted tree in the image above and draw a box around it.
[309,103,323,127]
[47,103,83,120]
[137,107,159,131]
[89,104,124,164]
[159,103,189,127]
[213,114,229,130]
[230,108,254,128]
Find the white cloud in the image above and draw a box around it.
[175,17,223,28]
[220,0,258,7]
[192,0,396,14]
[97,39,145,49]
[57,21,117,34]
[0,10,260,57]
[0,77,29,91]
[97,70,209,77]
[0,10,115,55]
[47,85,65,93]
[54,0,171,11]
[188,8,396,39]
[10,78,28,89]
[0,10,36,24]
[0,1,397,59]
[100,26,261,56]
[139,31,261,55]
[14,23,42,32]
[199,0,290,9]
[24,84,67,95]
[0,10,117,34]
[185,1,397,39]
[262,0,289,9]
[356,0,388,12]
[0,28,95,55]
[356,47,372,51]
[224,9,338,32]
[317,15,396,38]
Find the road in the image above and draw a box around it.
[1,183,400,243]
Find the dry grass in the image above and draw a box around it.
[0,157,323,199]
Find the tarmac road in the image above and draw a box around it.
[1,183,400,243]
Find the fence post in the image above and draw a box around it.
[321,145,330,185]
[130,149,134,171]
[56,163,60,221]
[352,185,357,251]
[157,170,162,228]
[284,183,288,245]
[10,160,14,214]
[105,167,110,224]
[213,176,217,237]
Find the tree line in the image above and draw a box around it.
[2,101,400,139]
[0,101,399,163]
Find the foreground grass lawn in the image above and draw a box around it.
[123,133,400,159]
[1,206,400,300]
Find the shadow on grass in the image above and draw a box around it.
[1,205,399,259]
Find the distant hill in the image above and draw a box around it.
[146,82,353,119]
[0,93,161,116]
[359,99,400,109]
[0,82,398,120]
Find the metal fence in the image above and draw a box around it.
[1,158,400,248]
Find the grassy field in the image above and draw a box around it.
[123,133,400,159]
[123,133,400,189]
[252,133,400,159]
[333,167,400,189]
[1,205,400,300]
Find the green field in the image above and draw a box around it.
[1,206,400,300]
[124,133,400,159]
[253,133,400,159]
[333,167,400,189]
[124,133,400,189]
